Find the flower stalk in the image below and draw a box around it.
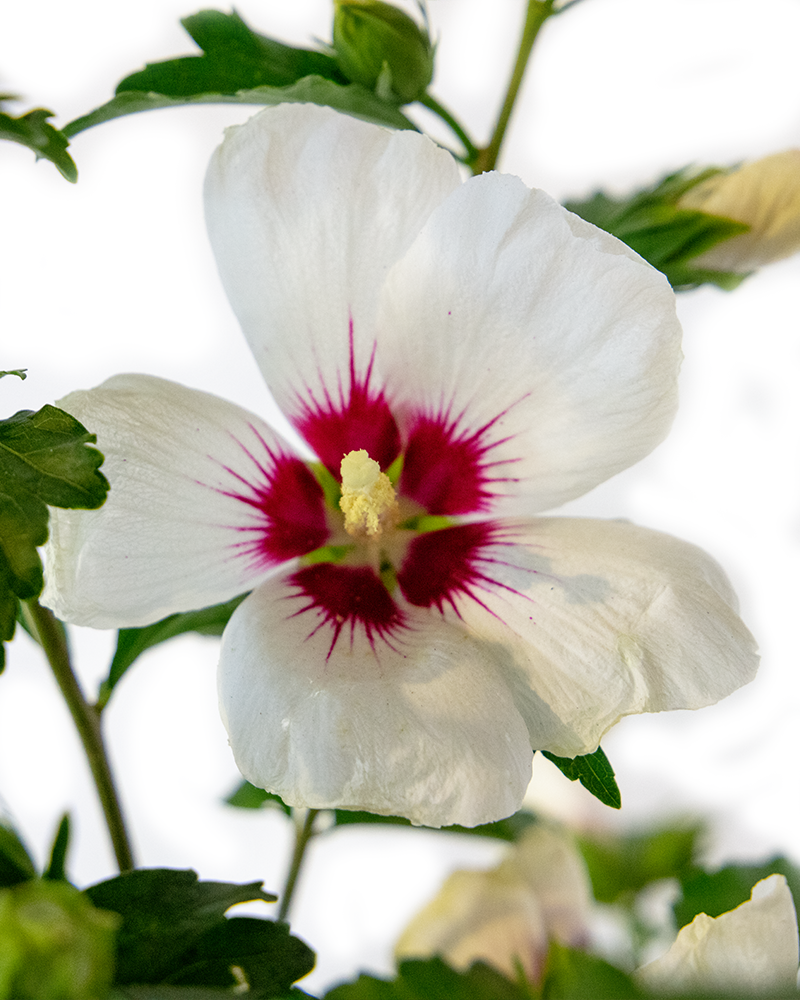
[278,808,319,922]
[22,600,135,873]
[472,0,555,174]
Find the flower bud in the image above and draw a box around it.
[0,880,119,999]
[678,150,800,271]
[332,0,434,104]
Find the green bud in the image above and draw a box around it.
[0,880,119,999]
[333,0,434,104]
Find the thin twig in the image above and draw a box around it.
[277,808,319,922]
[23,600,135,872]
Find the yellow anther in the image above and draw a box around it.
[339,449,398,537]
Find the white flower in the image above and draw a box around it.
[638,875,800,995]
[395,824,592,982]
[679,150,800,272]
[42,104,758,827]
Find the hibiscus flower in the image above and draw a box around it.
[43,104,758,828]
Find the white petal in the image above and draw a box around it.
[217,574,533,828]
[376,175,683,514]
[42,374,320,628]
[204,103,461,425]
[444,517,758,756]
[638,875,799,994]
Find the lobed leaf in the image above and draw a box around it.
[541,747,621,809]
[0,106,77,181]
[84,869,277,986]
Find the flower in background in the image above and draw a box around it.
[43,104,757,827]
[396,824,592,982]
[637,875,799,995]
[678,150,800,272]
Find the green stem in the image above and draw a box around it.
[277,808,318,922]
[23,600,135,873]
[418,92,480,163]
[473,0,555,174]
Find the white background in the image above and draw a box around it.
[1,0,800,991]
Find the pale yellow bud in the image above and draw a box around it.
[339,449,398,537]
[679,150,800,271]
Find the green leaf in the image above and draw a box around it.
[331,808,539,843]
[64,9,416,138]
[43,813,71,882]
[97,593,248,710]
[541,747,621,809]
[64,75,417,138]
[0,820,37,889]
[84,869,277,986]
[674,856,800,930]
[118,10,345,97]
[565,168,751,291]
[225,781,293,815]
[540,942,639,999]
[0,106,77,181]
[0,370,27,380]
[164,915,315,994]
[578,823,702,905]
[326,957,528,1000]
[0,404,108,664]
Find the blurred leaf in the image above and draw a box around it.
[97,593,248,710]
[674,855,800,930]
[84,868,276,985]
[0,370,27,380]
[118,9,344,96]
[43,813,71,882]
[64,10,416,137]
[541,942,639,999]
[165,915,315,995]
[0,106,77,181]
[578,823,701,905]
[65,75,416,137]
[541,747,621,809]
[332,808,539,842]
[326,957,527,999]
[0,820,36,888]
[566,168,750,291]
[0,404,107,672]
[225,781,293,815]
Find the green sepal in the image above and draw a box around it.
[0,106,77,181]
[325,957,528,1000]
[64,9,417,137]
[43,813,71,882]
[540,746,621,809]
[0,821,37,889]
[565,168,751,291]
[0,370,26,380]
[578,822,702,905]
[97,593,249,710]
[84,869,278,986]
[225,781,293,816]
[674,855,800,930]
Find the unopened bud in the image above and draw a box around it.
[333,0,434,104]
[0,880,119,999]
[678,151,800,271]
